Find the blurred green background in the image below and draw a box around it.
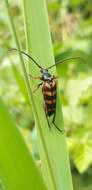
[0,0,92,189]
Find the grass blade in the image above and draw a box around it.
[11,61,30,106]
[0,98,47,190]
[22,0,73,190]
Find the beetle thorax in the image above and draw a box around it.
[41,69,53,81]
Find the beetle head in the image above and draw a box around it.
[40,68,52,81]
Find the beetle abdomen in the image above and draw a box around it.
[42,80,57,116]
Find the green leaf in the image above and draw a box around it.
[72,142,92,173]
[0,98,47,190]
[65,76,92,106]
[48,2,62,12]
[22,0,73,190]
[63,106,86,126]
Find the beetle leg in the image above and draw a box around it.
[32,83,43,93]
[28,74,41,80]
[52,112,64,133]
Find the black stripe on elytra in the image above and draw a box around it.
[44,94,56,100]
[46,103,56,109]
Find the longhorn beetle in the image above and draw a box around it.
[10,48,85,133]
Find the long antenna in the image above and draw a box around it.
[47,56,86,70]
[9,48,42,69]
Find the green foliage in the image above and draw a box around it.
[0,97,47,190]
[0,0,92,190]
[2,0,73,190]
[62,74,92,173]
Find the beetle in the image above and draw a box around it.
[9,48,85,132]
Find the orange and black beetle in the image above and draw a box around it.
[10,48,84,133]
